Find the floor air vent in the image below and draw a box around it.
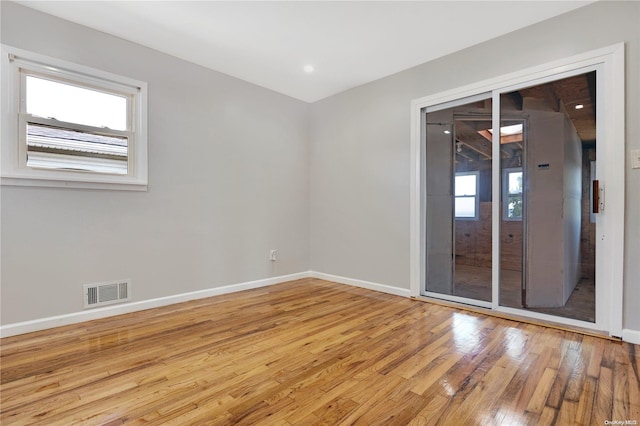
[84,279,131,308]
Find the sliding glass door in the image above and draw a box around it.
[424,95,493,306]
[498,71,597,324]
[415,46,623,336]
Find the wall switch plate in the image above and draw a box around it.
[631,149,640,169]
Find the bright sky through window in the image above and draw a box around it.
[26,76,127,130]
[455,174,477,196]
[455,173,477,218]
[508,171,523,194]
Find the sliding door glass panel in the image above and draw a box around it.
[497,115,526,309]
[425,108,454,295]
[425,96,492,302]
[499,71,596,323]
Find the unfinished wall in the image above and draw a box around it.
[455,202,492,269]
[455,204,524,272]
[525,109,582,308]
[563,112,584,303]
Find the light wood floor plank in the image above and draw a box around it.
[1,278,638,425]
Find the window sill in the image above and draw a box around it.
[1,176,147,191]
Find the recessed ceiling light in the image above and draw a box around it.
[444,130,451,134]
[575,104,584,110]
[303,65,314,73]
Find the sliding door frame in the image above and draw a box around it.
[410,43,625,337]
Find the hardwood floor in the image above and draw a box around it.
[454,264,596,322]
[1,278,638,425]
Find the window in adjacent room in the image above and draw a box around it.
[454,171,479,220]
[503,167,523,220]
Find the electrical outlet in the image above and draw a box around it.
[631,149,640,169]
[269,249,277,261]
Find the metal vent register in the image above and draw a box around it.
[84,279,131,308]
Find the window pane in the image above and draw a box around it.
[455,196,476,218]
[26,76,127,130]
[455,174,476,196]
[26,122,128,175]
[507,195,523,219]
[508,171,523,194]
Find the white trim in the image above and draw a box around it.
[603,43,625,337]
[411,44,623,113]
[2,269,634,343]
[309,271,411,298]
[497,306,603,333]
[0,271,411,338]
[491,91,501,309]
[0,177,147,191]
[410,43,625,337]
[0,271,310,338]
[424,292,492,309]
[621,329,640,345]
[409,102,421,297]
[8,49,143,93]
[426,92,491,113]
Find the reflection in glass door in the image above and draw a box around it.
[425,96,493,304]
[498,119,526,309]
[424,71,597,323]
[417,46,624,336]
[499,71,597,323]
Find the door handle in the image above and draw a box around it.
[593,180,604,213]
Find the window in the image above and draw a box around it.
[1,45,148,190]
[23,75,130,175]
[455,171,479,220]
[503,168,523,220]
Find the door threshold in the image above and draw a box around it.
[411,295,618,341]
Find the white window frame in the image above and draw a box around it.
[1,45,148,190]
[454,170,479,220]
[502,167,523,221]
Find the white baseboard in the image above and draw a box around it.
[0,271,412,337]
[622,329,640,345]
[309,271,411,298]
[0,271,311,338]
[3,270,634,344]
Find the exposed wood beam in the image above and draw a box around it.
[456,139,491,159]
[455,121,492,159]
[586,71,596,122]
[477,130,523,145]
[478,130,491,142]
[455,150,476,162]
[540,84,560,112]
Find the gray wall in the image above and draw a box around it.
[2,1,639,334]
[309,1,640,330]
[0,2,310,324]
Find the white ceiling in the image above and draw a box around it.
[17,1,593,103]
